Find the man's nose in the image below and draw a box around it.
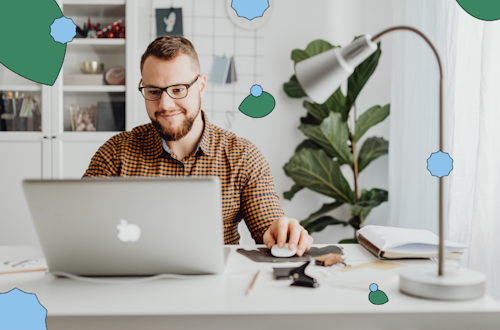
[158,90,177,109]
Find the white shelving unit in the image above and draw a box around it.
[63,85,126,92]
[53,0,137,180]
[0,0,137,245]
[0,85,42,92]
[71,38,126,45]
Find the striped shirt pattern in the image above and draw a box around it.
[83,110,285,244]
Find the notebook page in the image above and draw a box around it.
[358,225,468,253]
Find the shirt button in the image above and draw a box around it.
[179,162,184,167]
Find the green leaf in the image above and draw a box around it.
[338,237,358,244]
[302,215,347,234]
[303,100,330,122]
[283,148,356,203]
[291,40,337,65]
[354,104,390,142]
[291,49,310,63]
[302,87,347,123]
[283,74,307,98]
[349,188,388,219]
[295,139,322,153]
[299,112,354,165]
[345,38,382,115]
[300,200,344,226]
[357,137,388,172]
[300,113,322,125]
[324,88,347,121]
[348,216,362,230]
[283,183,304,201]
[304,39,337,58]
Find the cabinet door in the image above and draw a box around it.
[52,133,116,179]
[0,140,49,245]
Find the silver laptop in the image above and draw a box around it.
[22,177,228,276]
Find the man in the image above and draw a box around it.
[83,36,313,256]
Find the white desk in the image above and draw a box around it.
[1,244,500,330]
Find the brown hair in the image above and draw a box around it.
[140,36,200,73]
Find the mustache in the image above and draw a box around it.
[156,109,186,116]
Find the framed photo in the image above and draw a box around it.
[156,8,183,37]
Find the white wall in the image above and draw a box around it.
[135,0,394,244]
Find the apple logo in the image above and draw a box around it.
[116,219,141,242]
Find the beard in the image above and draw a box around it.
[151,97,201,142]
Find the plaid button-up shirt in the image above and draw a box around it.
[82,110,285,244]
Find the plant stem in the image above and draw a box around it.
[351,103,364,227]
[351,103,360,201]
[351,135,359,200]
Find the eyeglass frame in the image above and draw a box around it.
[138,74,201,101]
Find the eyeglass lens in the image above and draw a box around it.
[142,86,188,100]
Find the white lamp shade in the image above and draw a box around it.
[295,35,377,104]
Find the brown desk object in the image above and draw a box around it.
[315,253,344,267]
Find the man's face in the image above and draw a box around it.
[141,54,206,141]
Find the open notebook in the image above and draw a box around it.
[357,225,468,259]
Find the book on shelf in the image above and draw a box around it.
[357,225,468,260]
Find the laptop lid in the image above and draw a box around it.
[22,177,226,276]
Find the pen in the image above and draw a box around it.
[246,270,260,295]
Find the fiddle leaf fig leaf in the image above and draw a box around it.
[291,40,338,64]
[295,139,322,153]
[283,183,304,201]
[324,87,347,121]
[300,112,322,125]
[357,137,388,173]
[345,38,382,115]
[291,49,310,63]
[283,74,307,98]
[299,112,354,165]
[283,148,355,203]
[354,104,390,142]
[301,215,347,234]
[303,100,330,121]
[349,188,388,219]
[304,39,337,58]
[300,200,344,226]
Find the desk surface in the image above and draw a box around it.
[1,244,500,330]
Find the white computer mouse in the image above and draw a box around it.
[270,243,297,258]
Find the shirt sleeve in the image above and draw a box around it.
[82,138,119,178]
[241,142,285,244]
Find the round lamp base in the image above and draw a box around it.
[399,265,486,300]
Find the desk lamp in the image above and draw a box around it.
[294,25,486,300]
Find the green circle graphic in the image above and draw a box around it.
[456,0,500,21]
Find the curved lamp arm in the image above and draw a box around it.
[295,25,446,276]
[372,26,445,276]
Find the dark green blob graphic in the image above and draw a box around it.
[0,0,66,85]
[456,0,500,21]
[369,290,389,305]
[238,92,276,118]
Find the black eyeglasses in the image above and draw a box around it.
[138,75,200,101]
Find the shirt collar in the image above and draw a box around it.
[153,109,214,159]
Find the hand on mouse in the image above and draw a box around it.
[263,216,313,257]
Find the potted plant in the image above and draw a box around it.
[282,37,390,243]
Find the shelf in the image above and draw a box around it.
[63,0,125,5]
[70,38,126,46]
[67,38,126,52]
[0,85,42,92]
[62,1,125,17]
[63,85,126,92]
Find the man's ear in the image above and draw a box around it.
[198,74,207,98]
